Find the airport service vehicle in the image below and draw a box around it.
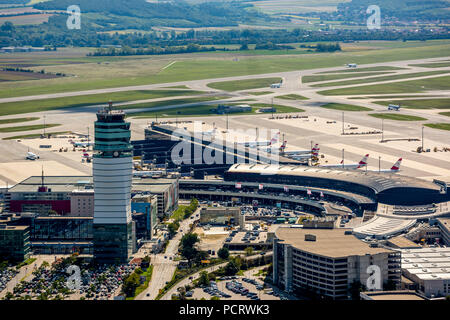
[347,63,358,68]
[364,158,403,173]
[388,104,401,111]
[270,83,281,88]
[26,152,39,160]
[239,131,280,148]
[318,154,369,170]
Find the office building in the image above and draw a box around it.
[0,224,31,262]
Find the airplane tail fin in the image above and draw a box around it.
[270,131,281,145]
[391,158,402,171]
[312,143,320,157]
[357,154,369,168]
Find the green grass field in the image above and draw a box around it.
[245,91,274,96]
[0,123,60,133]
[121,96,228,111]
[424,123,450,131]
[320,103,372,111]
[276,94,309,100]
[129,102,300,118]
[302,72,393,83]
[250,103,304,113]
[374,98,450,110]
[0,117,39,125]
[439,112,450,117]
[318,75,450,96]
[2,131,70,140]
[368,113,427,121]
[409,62,450,68]
[317,66,407,74]
[311,71,449,88]
[0,89,205,116]
[207,78,282,91]
[2,41,450,99]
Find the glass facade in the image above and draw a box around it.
[0,226,31,262]
[31,218,93,242]
[93,223,133,263]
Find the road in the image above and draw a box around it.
[135,208,201,300]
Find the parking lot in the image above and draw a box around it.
[185,267,294,301]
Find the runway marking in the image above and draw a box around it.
[162,61,177,70]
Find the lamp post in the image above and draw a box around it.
[422,126,424,151]
[342,148,345,169]
[43,115,46,136]
[87,126,90,151]
[381,119,384,142]
[342,112,345,135]
[378,156,381,173]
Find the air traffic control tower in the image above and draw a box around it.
[93,102,134,263]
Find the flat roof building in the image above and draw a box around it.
[400,247,450,298]
[273,227,401,299]
[0,224,31,262]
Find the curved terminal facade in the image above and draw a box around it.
[224,164,449,206]
[93,105,134,263]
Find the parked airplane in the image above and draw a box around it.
[319,154,369,170]
[26,152,39,160]
[364,158,403,173]
[240,132,280,148]
[388,104,401,111]
[282,143,320,157]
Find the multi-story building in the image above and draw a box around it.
[0,224,31,262]
[436,218,450,246]
[92,104,134,263]
[273,227,401,300]
[69,189,94,217]
[131,194,158,240]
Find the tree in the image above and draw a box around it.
[122,272,140,297]
[198,271,209,286]
[218,247,229,260]
[181,233,199,248]
[244,247,254,256]
[168,221,179,237]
